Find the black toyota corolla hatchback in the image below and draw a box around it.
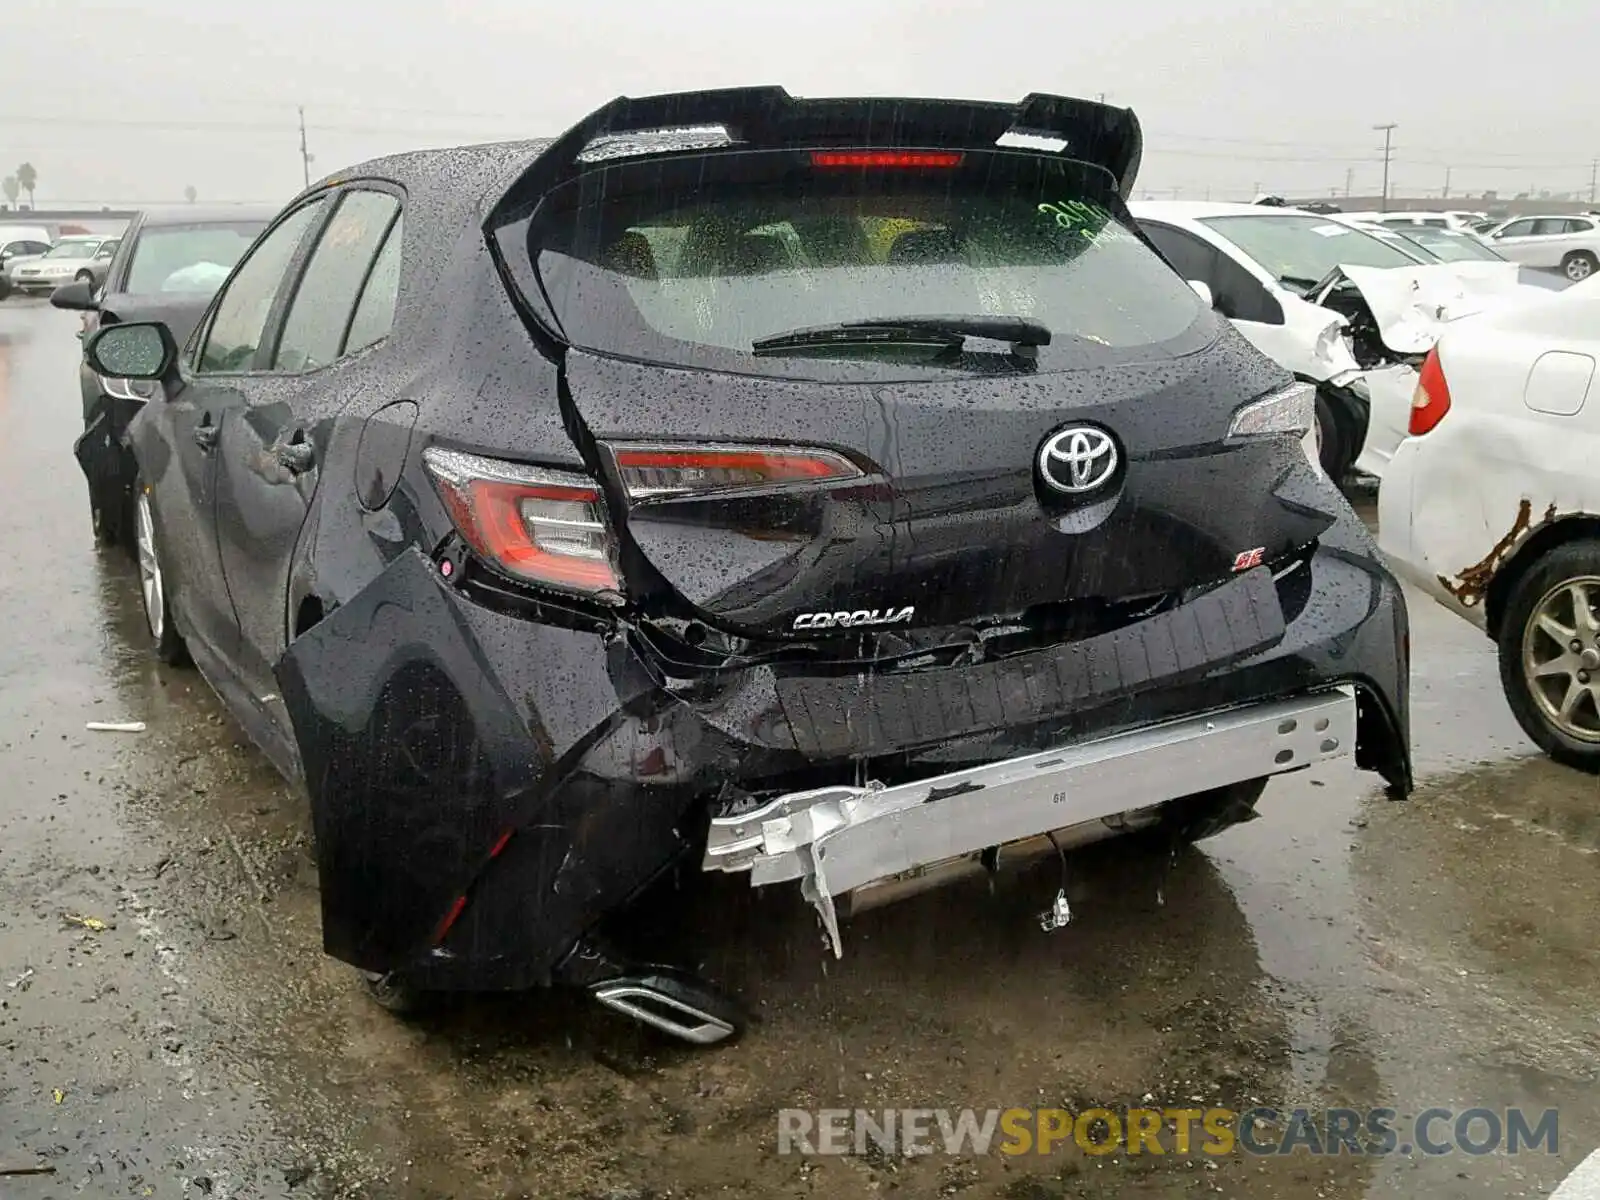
[86,87,1410,1044]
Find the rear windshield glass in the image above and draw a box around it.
[1199,214,1420,286]
[125,222,266,294]
[520,151,1209,380]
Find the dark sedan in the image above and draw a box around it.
[53,205,275,546]
[82,87,1410,1044]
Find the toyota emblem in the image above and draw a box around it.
[1038,426,1119,495]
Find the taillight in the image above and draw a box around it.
[810,150,963,169]
[1409,348,1452,436]
[610,443,862,501]
[422,447,621,597]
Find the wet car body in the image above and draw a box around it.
[102,87,1411,1041]
[54,205,274,547]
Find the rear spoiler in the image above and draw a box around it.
[488,86,1143,223]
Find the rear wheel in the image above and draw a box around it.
[133,484,189,665]
[1562,251,1597,283]
[1498,541,1600,771]
[1161,777,1270,843]
[1313,390,1353,482]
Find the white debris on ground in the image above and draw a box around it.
[1552,1149,1600,1199]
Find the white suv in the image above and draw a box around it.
[1485,214,1600,281]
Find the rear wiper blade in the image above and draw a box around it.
[752,314,1052,355]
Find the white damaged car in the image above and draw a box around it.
[1132,202,1544,482]
[1380,275,1600,770]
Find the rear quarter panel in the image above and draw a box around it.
[1380,295,1600,622]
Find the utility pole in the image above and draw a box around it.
[298,106,313,190]
[1443,166,1452,199]
[1373,123,1398,212]
[1590,158,1598,205]
[1344,166,1354,198]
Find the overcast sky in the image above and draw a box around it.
[3,0,1594,207]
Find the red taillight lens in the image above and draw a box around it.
[611,443,862,501]
[1409,347,1452,436]
[810,150,963,169]
[423,447,621,596]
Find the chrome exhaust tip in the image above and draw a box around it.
[590,973,743,1046]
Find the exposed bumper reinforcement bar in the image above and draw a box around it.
[704,687,1357,955]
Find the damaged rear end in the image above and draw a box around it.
[275,88,1411,1038]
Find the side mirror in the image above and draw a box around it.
[84,321,179,383]
[51,280,97,312]
[1187,279,1216,309]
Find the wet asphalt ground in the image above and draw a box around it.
[1,296,1596,1200]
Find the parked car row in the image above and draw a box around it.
[0,231,121,298]
[65,87,1412,1042]
[1331,208,1600,282]
[1129,201,1548,484]
[1247,209,1600,769]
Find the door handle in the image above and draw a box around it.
[193,419,218,452]
[277,439,314,474]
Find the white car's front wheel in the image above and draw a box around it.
[1499,540,1600,771]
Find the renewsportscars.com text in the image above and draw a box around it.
[777,1106,1560,1158]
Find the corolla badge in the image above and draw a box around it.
[793,607,915,631]
[1037,426,1119,495]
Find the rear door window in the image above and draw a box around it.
[519,152,1208,381]
[273,190,400,372]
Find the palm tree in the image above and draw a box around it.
[16,163,37,208]
[1,176,17,208]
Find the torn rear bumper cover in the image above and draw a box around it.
[706,687,1356,955]
[276,515,1409,992]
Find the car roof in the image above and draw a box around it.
[133,203,280,227]
[1128,200,1339,221]
[306,139,554,223]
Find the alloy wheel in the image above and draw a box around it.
[135,490,165,641]
[1521,575,1600,743]
[1566,256,1595,282]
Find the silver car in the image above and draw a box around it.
[9,236,120,295]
